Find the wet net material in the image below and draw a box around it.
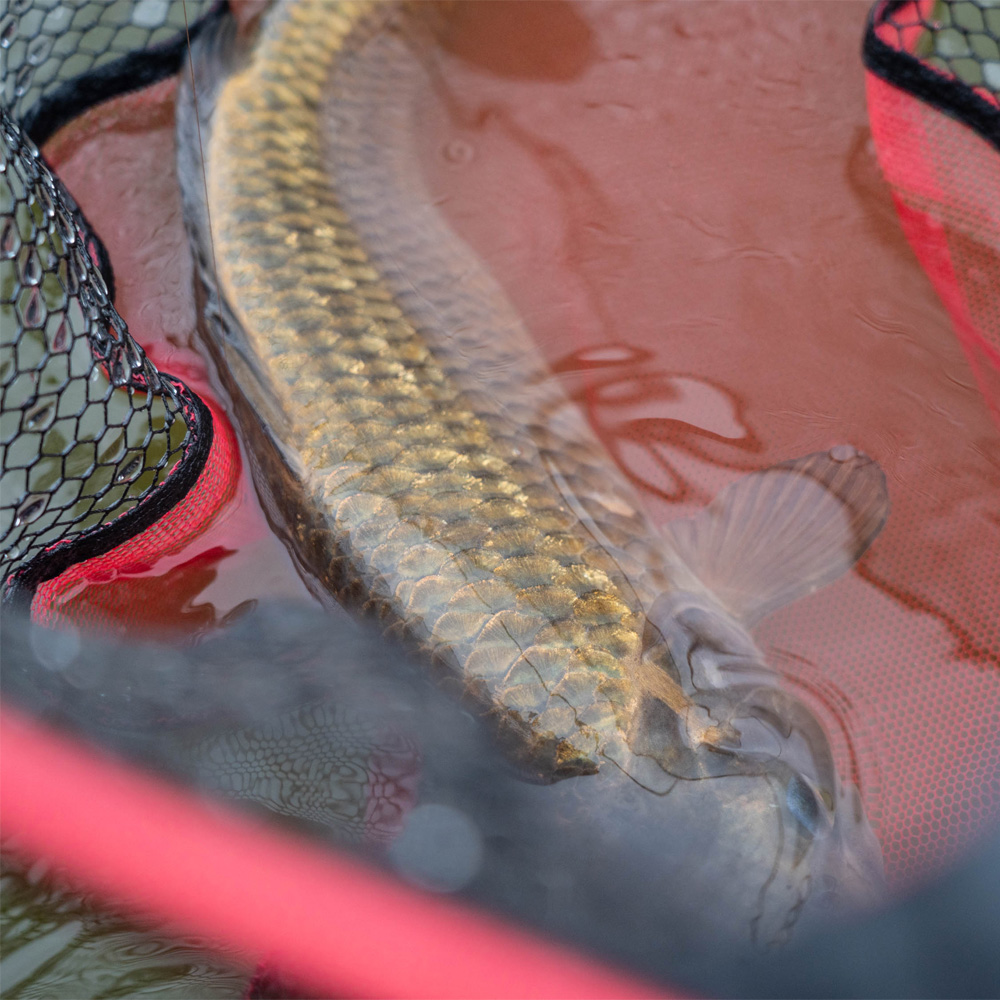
[2,0,217,144]
[864,0,1000,421]
[0,108,212,608]
[0,0,240,623]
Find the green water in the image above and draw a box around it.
[0,849,250,999]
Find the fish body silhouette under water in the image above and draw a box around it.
[176,1,889,945]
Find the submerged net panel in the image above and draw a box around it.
[865,0,1000,422]
[861,0,1000,878]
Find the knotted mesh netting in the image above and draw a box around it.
[0,109,210,606]
[883,0,1000,100]
[865,0,1000,422]
[2,0,216,140]
[0,1,216,608]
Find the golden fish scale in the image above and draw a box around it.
[205,1,670,776]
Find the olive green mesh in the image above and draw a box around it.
[892,0,1000,98]
[1,0,216,123]
[0,108,188,585]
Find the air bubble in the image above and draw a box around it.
[442,138,474,166]
[388,804,484,893]
[829,444,858,462]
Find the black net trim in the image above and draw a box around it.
[864,0,1000,153]
[2,380,212,614]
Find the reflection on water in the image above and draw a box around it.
[0,601,887,973]
[0,848,249,999]
[550,344,762,503]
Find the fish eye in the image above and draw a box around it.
[786,773,822,835]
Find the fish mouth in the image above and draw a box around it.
[693,683,841,795]
[690,684,887,941]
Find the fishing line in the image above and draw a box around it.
[182,0,224,334]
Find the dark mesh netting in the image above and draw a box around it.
[1,0,216,140]
[879,0,1000,100]
[0,108,209,606]
[0,0,217,607]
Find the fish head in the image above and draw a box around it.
[624,594,886,945]
[736,752,886,946]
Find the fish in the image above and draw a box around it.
[176,1,890,943]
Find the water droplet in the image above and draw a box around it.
[0,14,15,49]
[14,63,34,98]
[63,260,80,295]
[115,455,143,484]
[124,336,145,373]
[49,317,70,352]
[89,322,111,353]
[108,346,129,386]
[829,444,858,463]
[14,493,48,526]
[55,208,77,245]
[24,399,55,430]
[140,359,161,392]
[26,35,52,66]
[109,312,128,342]
[1,115,19,147]
[71,248,91,287]
[20,286,44,327]
[442,138,474,166]
[161,379,180,406]
[89,268,109,306]
[20,246,42,285]
[0,217,20,258]
[37,181,55,218]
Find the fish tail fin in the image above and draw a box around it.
[663,448,889,626]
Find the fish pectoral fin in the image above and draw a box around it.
[663,447,889,626]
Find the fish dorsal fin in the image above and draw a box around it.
[663,448,889,626]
